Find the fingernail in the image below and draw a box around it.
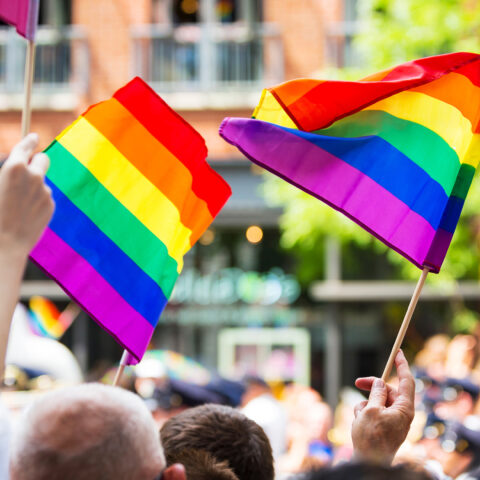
[373,378,384,388]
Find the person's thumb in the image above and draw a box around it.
[367,378,387,408]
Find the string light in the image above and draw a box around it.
[199,229,215,246]
[246,225,263,244]
[180,0,198,15]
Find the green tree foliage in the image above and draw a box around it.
[356,0,480,69]
[263,0,480,290]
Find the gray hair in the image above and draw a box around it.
[10,383,165,480]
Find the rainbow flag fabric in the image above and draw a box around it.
[220,52,480,273]
[0,0,39,40]
[31,77,231,364]
[28,296,74,340]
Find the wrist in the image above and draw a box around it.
[0,236,30,264]
[0,245,28,278]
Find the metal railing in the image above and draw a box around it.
[132,23,284,92]
[0,26,89,94]
[325,20,364,68]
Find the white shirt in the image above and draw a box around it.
[242,394,288,459]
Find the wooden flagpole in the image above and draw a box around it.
[381,266,430,381]
[112,350,129,387]
[21,39,36,138]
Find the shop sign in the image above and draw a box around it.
[170,267,301,305]
[162,306,307,326]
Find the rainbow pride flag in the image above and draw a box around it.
[31,77,231,363]
[220,52,480,273]
[28,296,75,339]
[0,0,39,40]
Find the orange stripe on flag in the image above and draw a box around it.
[83,98,214,244]
[412,72,480,133]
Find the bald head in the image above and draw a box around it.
[10,383,165,480]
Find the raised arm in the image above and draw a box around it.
[0,133,54,377]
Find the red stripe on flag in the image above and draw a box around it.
[107,77,231,216]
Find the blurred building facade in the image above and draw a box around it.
[0,0,355,153]
[8,0,385,402]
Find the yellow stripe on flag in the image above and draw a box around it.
[253,90,298,129]
[57,117,192,271]
[365,91,479,167]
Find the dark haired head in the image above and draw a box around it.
[160,404,274,480]
[170,449,239,480]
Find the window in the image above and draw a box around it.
[325,0,363,68]
[39,0,72,26]
[137,0,281,93]
[172,0,199,24]
[161,0,263,25]
[34,0,73,88]
[0,0,82,94]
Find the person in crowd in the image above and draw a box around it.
[444,335,478,380]
[277,384,333,473]
[413,345,480,478]
[9,383,187,480]
[0,133,54,480]
[160,403,274,480]
[434,378,480,424]
[0,133,469,480]
[412,412,480,479]
[241,375,287,459]
[304,462,432,480]
[301,350,429,480]
[170,449,239,480]
[0,135,186,480]
[414,334,450,380]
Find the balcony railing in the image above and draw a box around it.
[325,20,364,68]
[0,26,89,96]
[132,23,284,93]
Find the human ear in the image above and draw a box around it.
[162,463,187,480]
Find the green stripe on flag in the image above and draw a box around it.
[46,140,179,297]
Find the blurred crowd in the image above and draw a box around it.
[7,326,480,480]
[97,332,480,479]
[398,333,480,479]
[2,134,480,480]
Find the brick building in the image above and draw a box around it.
[8,0,365,399]
[1,0,358,234]
[0,0,355,152]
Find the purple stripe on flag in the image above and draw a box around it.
[0,0,39,40]
[30,228,154,363]
[423,228,454,272]
[220,117,437,270]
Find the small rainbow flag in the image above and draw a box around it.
[31,77,231,364]
[0,0,39,40]
[220,52,480,273]
[28,296,76,339]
